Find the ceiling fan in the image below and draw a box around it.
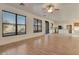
[42,4,60,13]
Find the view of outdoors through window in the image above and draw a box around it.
[2,11,26,36]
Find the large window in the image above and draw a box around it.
[2,11,16,36]
[38,20,42,32]
[17,15,26,35]
[33,18,42,33]
[2,11,26,37]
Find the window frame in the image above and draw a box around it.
[33,18,42,33]
[37,20,42,32]
[2,10,26,37]
[33,19,38,32]
[16,14,26,35]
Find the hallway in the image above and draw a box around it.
[0,34,79,55]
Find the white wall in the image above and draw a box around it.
[0,4,54,46]
[54,3,79,37]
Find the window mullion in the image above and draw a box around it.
[16,14,17,35]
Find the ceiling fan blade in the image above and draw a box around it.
[55,8,60,10]
[19,3,25,6]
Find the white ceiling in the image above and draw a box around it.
[5,3,61,21]
[54,3,79,24]
[5,3,79,24]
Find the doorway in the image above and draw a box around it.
[45,21,49,34]
[67,25,72,33]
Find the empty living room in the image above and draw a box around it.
[1,1,79,59]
